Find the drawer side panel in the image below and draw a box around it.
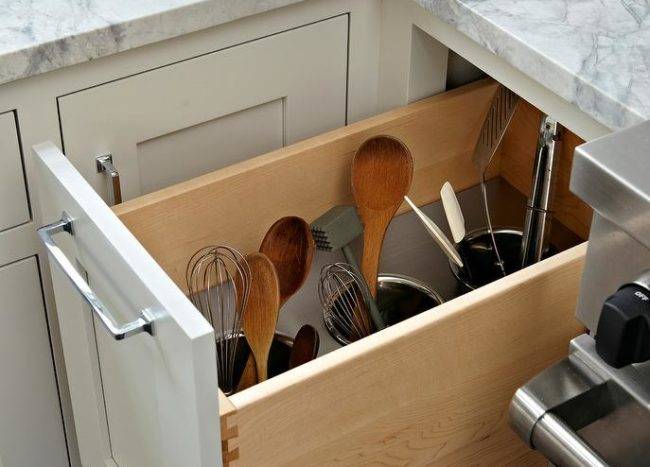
[229,244,586,465]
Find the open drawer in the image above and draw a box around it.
[35,79,588,466]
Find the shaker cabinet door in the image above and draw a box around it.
[58,15,348,204]
[0,257,68,467]
[33,142,220,467]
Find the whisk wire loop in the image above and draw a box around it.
[319,262,374,343]
[186,245,251,395]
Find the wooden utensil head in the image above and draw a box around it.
[351,136,413,211]
[259,216,315,306]
[351,136,414,296]
[288,324,320,369]
[241,252,280,382]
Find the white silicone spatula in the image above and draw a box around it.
[404,196,463,268]
[440,181,466,244]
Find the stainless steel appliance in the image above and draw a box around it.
[509,120,650,466]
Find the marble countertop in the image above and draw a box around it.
[0,0,304,84]
[1,0,648,131]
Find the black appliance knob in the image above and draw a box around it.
[595,279,650,368]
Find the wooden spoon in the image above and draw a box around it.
[352,136,413,297]
[289,325,320,369]
[260,216,315,307]
[240,252,280,384]
[237,217,315,391]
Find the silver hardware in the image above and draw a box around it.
[38,213,154,340]
[96,154,122,205]
[520,115,561,267]
[510,334,650,466]
[510,119,650,466]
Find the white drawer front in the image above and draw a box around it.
[58,15,348,204]
[34,142,220,467]
[0,111,30,231]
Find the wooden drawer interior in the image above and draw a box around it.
[112,78,588,465]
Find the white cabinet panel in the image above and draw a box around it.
[0,111,30,230]
[59,15,348,204]
[0,257,67,467]
[137,98,283,194]
[34,142,219,466]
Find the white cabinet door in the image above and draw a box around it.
[0,111,30,230]
[34,142,220,467]
[58,15,348,204]
[0,256,68,467]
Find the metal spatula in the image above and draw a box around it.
[473,85,519,174]
[472,85,519,276]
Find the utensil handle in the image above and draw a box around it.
[38,213,154,340]
[342,245,386,330]
[520,115,561,267]
[360,217,387,297]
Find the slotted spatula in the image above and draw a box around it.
[472,85,519,174]
[472,85,519,276]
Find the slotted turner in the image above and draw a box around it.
[472,85,519,276]
[472,85,519,174]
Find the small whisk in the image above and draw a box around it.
[186,246,251,395]
[319,263,374,345]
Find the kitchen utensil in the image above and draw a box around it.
[260,216,315,306]
[352,135,413,297]
[403,195,463,268]
[472,85,519,277]
[473,85,519,174]
[240,252,280,385]
[449,228,543,291]
[288,324,320,369]
[238,216,315,390]
[520,115,561,268]
[319,262,374,343]
[311,205,386,330]
[440,181,466,244]
[311,206,363,269]
[185,245,251,395]
[323,271,444,345]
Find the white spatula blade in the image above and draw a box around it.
[440,182,466,244]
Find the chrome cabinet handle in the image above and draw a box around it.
[38,213,154,340]
[96,154,122,205]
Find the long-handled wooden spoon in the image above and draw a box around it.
[289,324,320,369]
[240,252,280,385]
[238,217,315,390]
[352,136,413,297]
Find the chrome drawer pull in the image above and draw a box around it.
[96,154,122,205]
[38,213,154,340]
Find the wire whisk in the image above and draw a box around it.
[319,263,374,345]
[186,245,251,395]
